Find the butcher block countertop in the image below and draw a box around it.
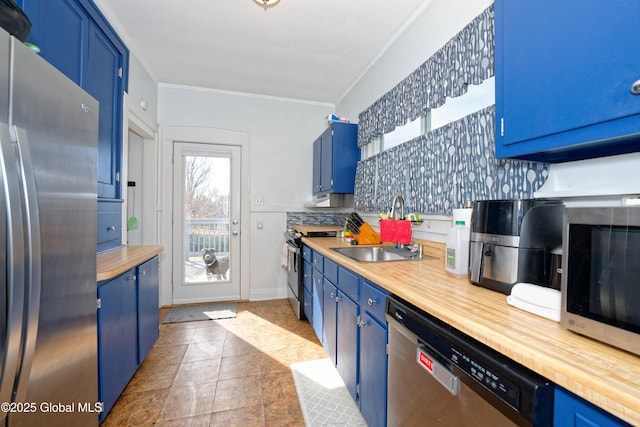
[303,237,640,426]
[96,245,163,282]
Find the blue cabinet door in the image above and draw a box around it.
[19,0,88,85]
[97,269,138,421]
[337,291,359,401]
[554,387,631,427]
[495,0,640,162]
[320,127,334,193]
[311,268,324,342]
[137,256,159,364]
[85,20,124,199]
[303,287,313,323]
[323,279,338,364]
[312,122,360,195]
[359,312,387,427]
[330,122,360,193]
[312,136,322,194]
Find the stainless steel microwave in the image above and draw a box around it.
[561,207,640,356]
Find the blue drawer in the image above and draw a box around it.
[303,245,312,262]
[324,258,338,285]
[97,200,122,252]
[360,280,389,325]
[313,252,324,273]
[338,266,359,302]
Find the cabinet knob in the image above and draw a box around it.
[108,225,116,231]
[367,298,375,306]
[631,79,640,95]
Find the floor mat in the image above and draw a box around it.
[162,302,237,323]
[291,358,368,426]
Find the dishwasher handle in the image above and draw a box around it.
[417,344,460,396]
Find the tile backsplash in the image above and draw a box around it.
[286,212,349,230]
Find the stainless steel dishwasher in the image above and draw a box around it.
[386,295,554,427]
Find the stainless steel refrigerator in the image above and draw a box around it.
[0,27,99,426]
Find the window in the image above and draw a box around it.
[430,77,495,130]
[360,77,495,160]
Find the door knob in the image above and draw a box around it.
[631,79,640,95]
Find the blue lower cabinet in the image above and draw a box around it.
[311,268,324,342]
[97,257,160,421]
[137,256,159,364]
[337,290,359,401]
[359,312,388,427]
[554,387,631,427]
[303,287,313,323]
[97,269,138,421]
[359,280,389,427]
[323,279,338,363]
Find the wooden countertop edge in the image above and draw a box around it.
[97,245,164,282]
[302,237,640,426]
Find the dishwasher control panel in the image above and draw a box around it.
[447,343,520,408]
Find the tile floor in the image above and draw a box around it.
[101,299,327,426]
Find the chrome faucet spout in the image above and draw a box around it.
[389,194,405,220]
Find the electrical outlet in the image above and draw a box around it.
[255,196,264,206]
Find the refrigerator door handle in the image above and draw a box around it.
[0,123,26,419]
[11,126,42,403]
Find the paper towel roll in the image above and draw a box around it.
[452,208,473,227]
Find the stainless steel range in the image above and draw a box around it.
[284,225,341,319]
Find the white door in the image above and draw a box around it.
[172,142,241,303]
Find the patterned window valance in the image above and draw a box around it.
[357,5,495,147]
[353,105,549,215]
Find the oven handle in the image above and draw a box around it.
[286,241,300,254]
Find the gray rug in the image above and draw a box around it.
[291,358,367,426]
[162,302,237,323]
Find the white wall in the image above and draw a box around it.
[158,85,334,302]
[127,55,159,122]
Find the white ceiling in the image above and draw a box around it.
[97,0,432,104]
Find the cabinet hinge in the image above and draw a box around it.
[356,383,360,397]
[500,118,505,137]
[118,67,123,78]
[97,298,102,310]
[115,171,120,182]
[386,343,389,355]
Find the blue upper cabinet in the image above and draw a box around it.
[312,122,360,195]
[495,0,640,162]
[18,0,128,199]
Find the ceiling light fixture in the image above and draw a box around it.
[254,0,280,10]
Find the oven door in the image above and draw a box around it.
[285,240,303,319]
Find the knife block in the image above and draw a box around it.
[354,222,381,245]
[380,219,412,245]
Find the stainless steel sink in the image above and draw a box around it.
[330,245,437,263]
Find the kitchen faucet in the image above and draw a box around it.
[389,194,405,220]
